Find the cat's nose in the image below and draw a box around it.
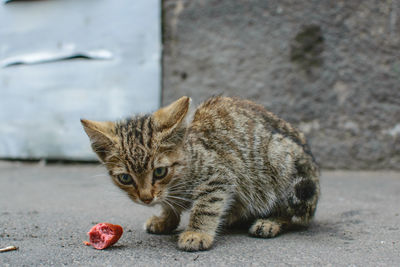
[140,197,153,204]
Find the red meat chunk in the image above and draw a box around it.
[86,223,123,250]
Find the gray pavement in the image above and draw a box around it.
[1,161,399,266]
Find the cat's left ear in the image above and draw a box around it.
[153,96,191,131]
[80,119,116,162]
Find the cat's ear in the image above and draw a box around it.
[153,96,191,131]
[80,119,116,162]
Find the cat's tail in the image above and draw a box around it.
[287,176,319,226]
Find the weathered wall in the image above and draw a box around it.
[162,0,400,170]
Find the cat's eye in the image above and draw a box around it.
[153,167,168,180]
[117,174,134,185]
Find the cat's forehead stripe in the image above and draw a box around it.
[114,115,155,175]
[146,117,153,148]
[134,116,146,146]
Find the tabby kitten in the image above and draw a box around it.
[81,96,320,251]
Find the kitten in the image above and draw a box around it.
[81,96,320,251]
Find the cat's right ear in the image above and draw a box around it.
[80,119,116,162]
[153,96,191,131]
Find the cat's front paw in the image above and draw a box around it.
[145,215,178,234]
[178,231,213,252]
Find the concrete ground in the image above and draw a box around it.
[1,161,399,266]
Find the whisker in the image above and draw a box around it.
[168,188,204,195]
[167,195,192,203]
[162,199,179,218]
[165,197,188,211]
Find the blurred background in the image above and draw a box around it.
[0,0,399,170]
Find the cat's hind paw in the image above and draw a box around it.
[178,231,213,252]
[249,219,282,238]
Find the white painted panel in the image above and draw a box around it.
[0,0,161,160]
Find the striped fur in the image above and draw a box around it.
[81,96,320,251]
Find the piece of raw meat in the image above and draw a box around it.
[85,223,123,250]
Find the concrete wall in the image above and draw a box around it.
[162,0,400,170]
